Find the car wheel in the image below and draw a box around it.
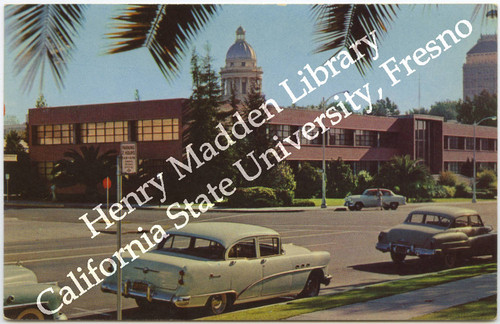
[390,251,406,264]
[354,202,363,211]
[16,308,45,320]
[443,252,457,268]
[298,273,321,298]
[390,202,399,210]
[348,206,356,211]
[207,294,228,315]
[135,298,163,312]
[383,206,390,210]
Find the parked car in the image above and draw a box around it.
[4,264,67,320]
[101,222,331,315]
[376,206,497,268]
[344,188,406,211]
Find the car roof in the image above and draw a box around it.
[409,206,479,219]
[165,222,279,248]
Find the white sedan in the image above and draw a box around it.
[344,188,406,211]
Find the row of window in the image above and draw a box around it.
[267,125,396,148]
[34,119,179,145]
[445,161,497,174]
[444,136,496,151]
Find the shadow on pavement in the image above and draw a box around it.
[74,297,290,320]
[351,256,495,276]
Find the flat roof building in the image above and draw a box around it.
[28,100,497,181]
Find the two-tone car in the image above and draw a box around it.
[345,188,406,211]
[101,222,331,315]
[4,264,67,320]
[376,206,497,268]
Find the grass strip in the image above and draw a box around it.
[412,294,497,320]
[199,263,496,321]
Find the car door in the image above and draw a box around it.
[364,190,378,207]
[259,236,292,296]
[226,238,262,300]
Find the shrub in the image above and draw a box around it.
[355,170,374,194]
[275,189,294,206]
[438,171,458,187]
[455,182,472,198]
[442,185,456,198]
[477,169,497,190]
[476,189,496,199]
[227,187,277,208]
[295,162,322,198]
[292,199,316,207]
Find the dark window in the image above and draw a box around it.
[259,237,280,256]
[228,239,256,259]
[355,130,377,147]
[330,128,354,146]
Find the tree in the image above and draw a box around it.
[366,97,400,116]
[295,162,322,198]
[52,146,116,201]
[326,158,356,197]
[4,131,46,199]
[35,94,48,108]
[6,4,218,92]
[429,100,458,121]
[407,107,429,115]
[355,170,374,194]
[457,90,497,126]
[376,155,433,199]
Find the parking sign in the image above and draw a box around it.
[120,142,137,174]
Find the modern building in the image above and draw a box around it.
[463,34,497,99]
[220,27,263,101]
[28,101,497,181]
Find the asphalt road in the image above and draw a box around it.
[4,201,497,320]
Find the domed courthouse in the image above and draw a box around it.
[220,27,263,101]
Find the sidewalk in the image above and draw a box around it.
[288,273,497,321]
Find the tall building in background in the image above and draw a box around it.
[220,27,263,102]
[463,34,497,99]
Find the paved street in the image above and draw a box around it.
[4,201,497,319]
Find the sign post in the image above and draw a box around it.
[102,177,112,214]
[117,143,137,320]
[5,174,10,202]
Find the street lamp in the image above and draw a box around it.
[472,116,496,203]
[321,90,349,208]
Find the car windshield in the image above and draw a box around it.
[406,213,452,228]
[157,235,225,260]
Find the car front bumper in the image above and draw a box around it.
[101,281,191,307]
[376,242,440,256]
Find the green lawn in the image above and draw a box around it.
[199,263,496,321]
[308,198,345,206]
[412,295,497,320]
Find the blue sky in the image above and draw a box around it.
[3,4,498,123]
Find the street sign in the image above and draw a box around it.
[102,177,112,189]
[120,142,137,174]
[4,154,17,162]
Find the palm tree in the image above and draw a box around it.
[6,4,218,92]
[52,146,116,201]
[376,155,432,199]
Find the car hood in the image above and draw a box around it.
[384,223,444,247]
[345,195,361,200]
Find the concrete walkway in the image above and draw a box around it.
[289,273,497,321]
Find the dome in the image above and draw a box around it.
[225,26,256,60]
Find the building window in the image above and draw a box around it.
[81,121,128,143]
[330,128,354,146]
[241,62,246,67]
[267,125,290,141]
[445,162,460,173]
[36,124,74,145]
[37,161,54,180]
[137,118,179,141]
[465,137,474,150]
[447,136,463,150]
[355,130,377,147]
[242,80,247,94]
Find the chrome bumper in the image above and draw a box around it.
[376,242,440,256]
[101,282,191,307]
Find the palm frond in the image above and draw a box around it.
[6,4,87,92]
[107,4,218,82]
[471,4,498,21]
[312,4,399,75]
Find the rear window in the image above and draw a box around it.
[406,213,451,228]
[157,235,224,260]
